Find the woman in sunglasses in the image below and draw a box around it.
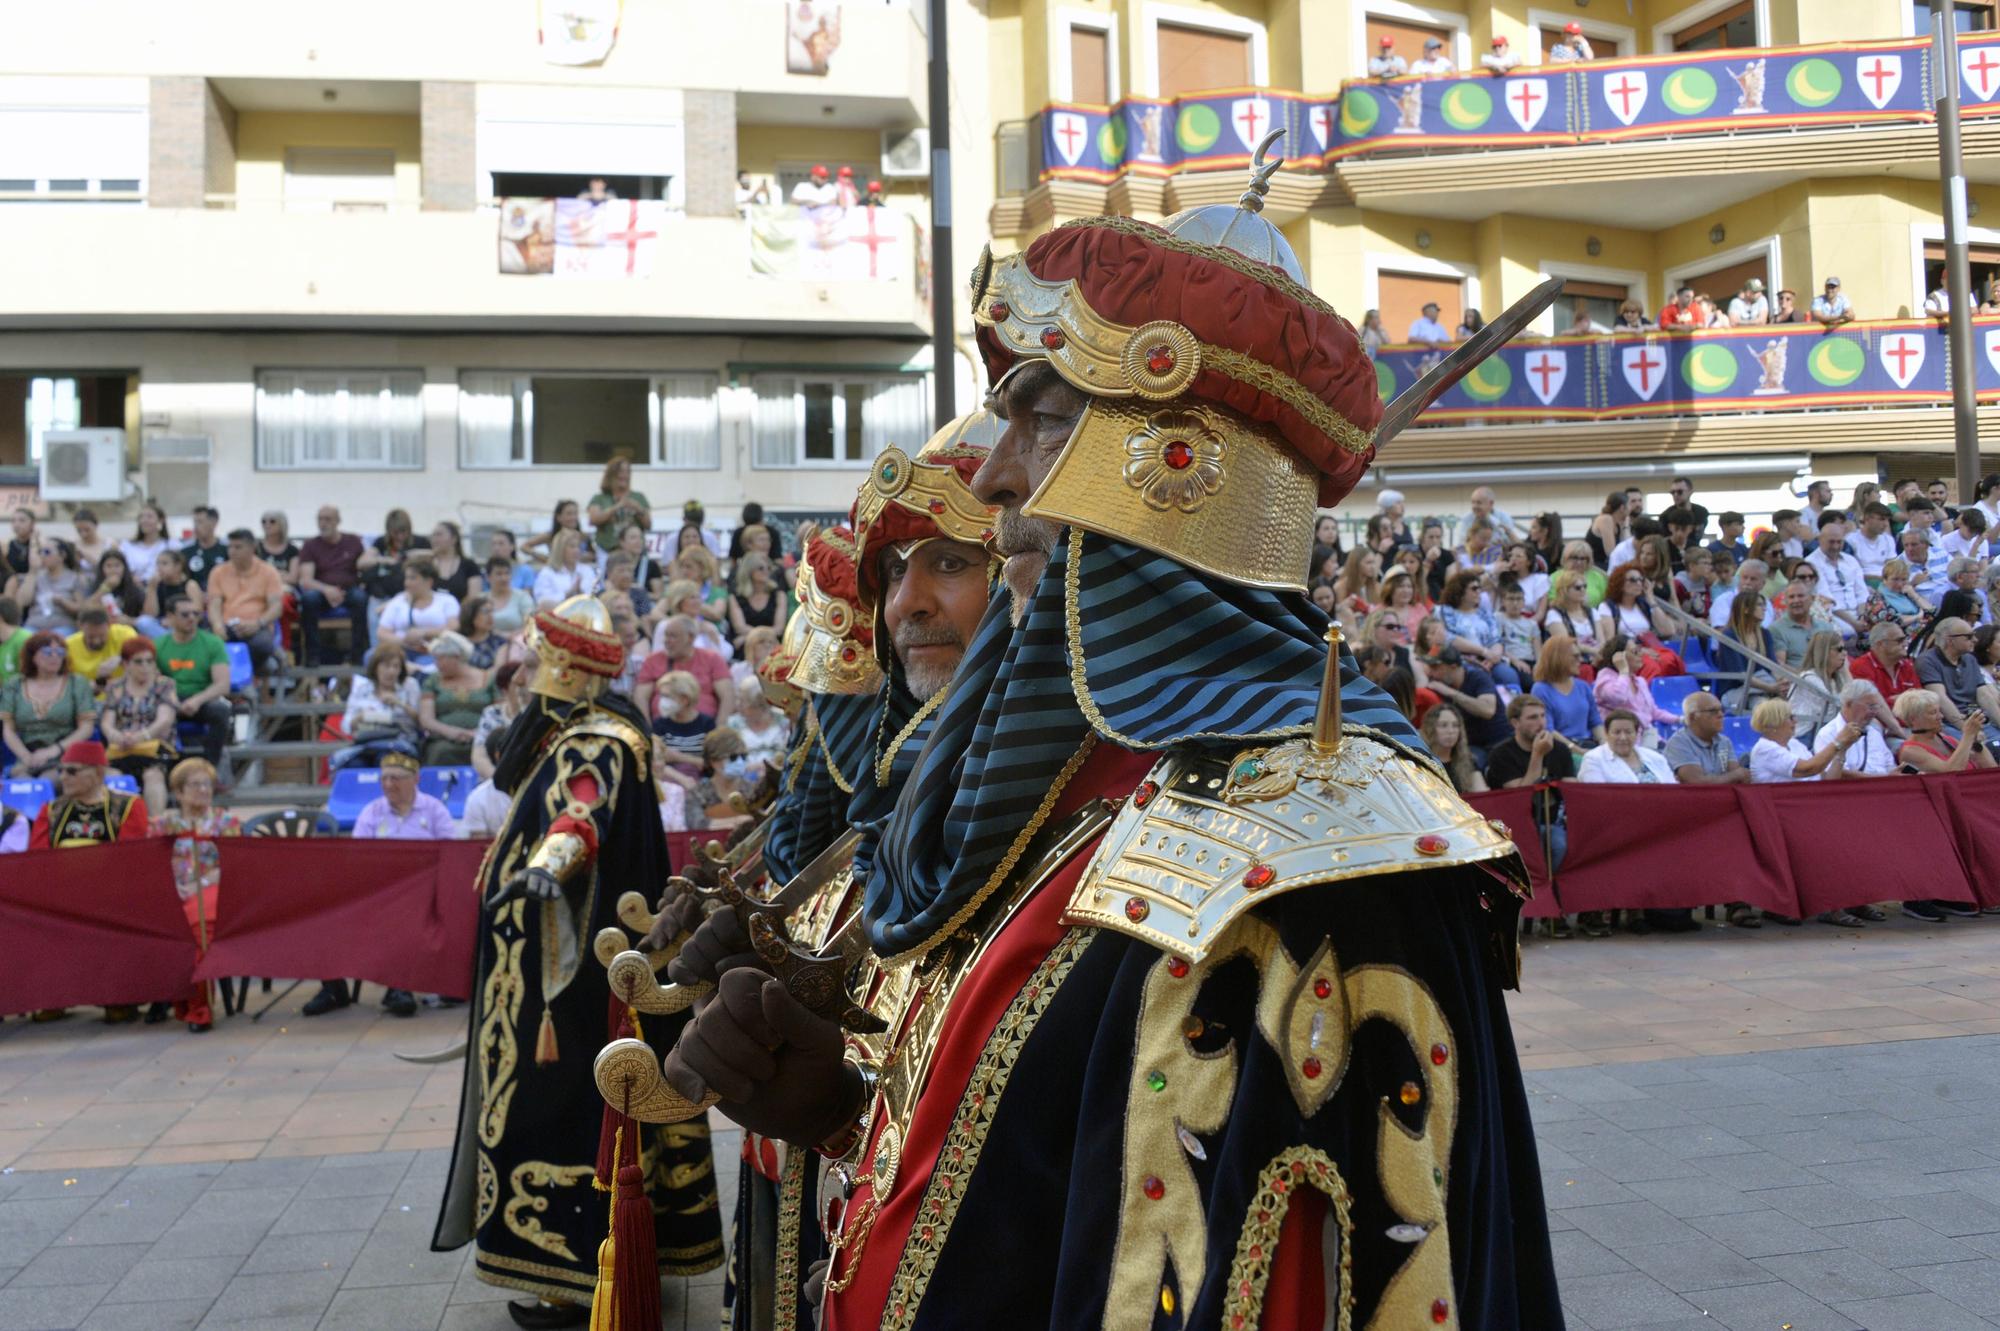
[0,632,97,777]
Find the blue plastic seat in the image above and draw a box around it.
[224,641,253,691]
[419,766,478,819]
[104,772,140,796]
[1649,675,1699,718]
[327,767,383,831]
[1721,713,1758,758]
[1679,636,1714,674]
[0,778,52,819]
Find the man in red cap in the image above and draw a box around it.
[663,159,1563,1326]
[1481,33,1521,75]
[1369,33,1408,78]
[30,738,150,1023]
[791,163,837,207]
[835,163,860,208]
[1549,20,1595,62]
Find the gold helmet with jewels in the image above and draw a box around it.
[523,595,624,703]
[785,525,883,695]
[970,133,1380,592]
[850,410,1002,614]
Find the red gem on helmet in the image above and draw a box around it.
[1243,862,1276,890]
[1132,780,1159,808]
[840,647,857,663]
[1302,1056,1323,1079]
[1124,896,1150,923]
[928,499,946,514]
[1431,1298,1451,1324]
[1040,326,1066,350]
[987,301,1010,322]
[1166,956,1189,978]
[1142,1175,1165,1200]
[1162,441,1195,471]
[1145,343,1175,374]
[1415,833,1449,856]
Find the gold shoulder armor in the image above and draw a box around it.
[565,710,652,782]
[1065,735,1516,962]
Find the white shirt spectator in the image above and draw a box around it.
[728,712,792,773]
[1845,527,1898,578]
[343,674,422,736]
[1805,547,1867,615]
[1925,287,1950,316]
[1577,745,1675,783]
[1458,507,1523,542]
[1815,716,1895,776]
[1726,293,1769,324]
[119,538,171,583]
[1407,314,1451,344]
[1810,291,1852,321]
[1607,537,1637,567]
[0,813,26,854]
[1750,735,1822,783]
[1368,52,1409,77]
[658,783,688,833]
[1480,47,1521,74]
[533,561,599,608]
[1709,588,1778,630]
[458,778,511,839]
[1410,54,1454,75]
[376,591,462,648]
[1975,496,2000,532]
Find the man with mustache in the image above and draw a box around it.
[662,175,1561,1327]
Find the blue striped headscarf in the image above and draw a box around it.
[848,670,940,884]
[760,690,878,885]
[865,529,1430,957]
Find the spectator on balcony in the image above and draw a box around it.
[1658,286,1700,330]
[120,501,171,584]
[1810,277,1854,328]
[1612,299,1649,332]
[1369,35,1408,78]
[12,537,84,636]
[587,456,653,556]
[1358,308,1387,358]
[179,507,226,591]
[1481,34,1521,74]
[578,177,617,203]
[418,633,494,767]
[1727,277,1770,326]
[1565,305,1599,336]
[86,550,144,629]
[1764,288,1801,324]
[297,506,368,667]
[331,645,421,772]
[0,633,96,778]
[1420,703,1486,793]
[375,559,460,665]
[1410,35,1454,75]
[1591,637,1679,735]
[1694,292,1730,328]
[1548,21,1594,61]
[101,638,177,814]
[1532,633,1604,747]
[358,507,431,613]
[1407,302,1451,347]
[208,529,286,674]
[1924,279,1953,318]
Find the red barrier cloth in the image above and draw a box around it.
[1920,766,2000,907]
[0,840,194,1013]
[664,829,730,874]
[199,839,487,996]
[1464,788,1558,918]
[1766,778,1975,915]
[1558,783,1800,916]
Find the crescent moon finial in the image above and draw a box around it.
[1238,128,1286,214]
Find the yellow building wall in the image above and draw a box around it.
[1775,0,1905,46]
[232,111,421,209]
[734,126,886,178]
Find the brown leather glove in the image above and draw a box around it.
[663,969,864,1147]
[665,907,757,988]
[639,880,705,953]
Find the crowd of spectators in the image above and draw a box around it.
[1318,472,2000,937]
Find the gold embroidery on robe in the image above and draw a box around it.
[504,1160,600,1261]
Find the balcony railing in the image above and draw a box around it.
[1017,30,2000,186]
[1378,318,1994,427]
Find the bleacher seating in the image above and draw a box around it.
[326,768,382,831]
[1722,713,1758,758]
[1648,676,1700,717]
[104,773,140,796]
[1,778,51,819]
[225,641,253,692]
[419,766,479,818]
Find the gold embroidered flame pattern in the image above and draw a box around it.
[503,1160,600,1262]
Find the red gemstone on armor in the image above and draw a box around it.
[1312,977,1331,999]
[1431,1042,1450,1065]
[1040,326,1066,350]
[988,301,1010,321]
[1125,896,1150,923]
[841,647,857,663]
[1133,780,1159,809]
[1432,1298,1450,1324]
[1415,833,1449,856]
[1166,956,1190,978]
[1302,1056,1323,1079]
[1146,343,1176,374]
[1143,1175,1165,1200]
[1238,1281,1252,1297]
[1244,863,1275,890]
[929,499,946,514]
[1273,1178,1289,1193]
[1161,440,1195,471]
[1232,1315,1245,1329]
[1248,1244,1263,1260]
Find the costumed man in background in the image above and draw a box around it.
[661,145,1563,1328]
[29,738,150,1024]
[672,421,1000,1331]
[433,595,720,1330]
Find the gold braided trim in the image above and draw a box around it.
[476,1249,599,1291]
[1200,343,1375,458]
[1221,1147,1356,1331]
[1063,529,1446,781]
[876,688,948,788]
[775,1149,808,1331]
[875,928,1095,1331]
[814,707,858,795]
[783,709,819,794]
[1059,215,1342,322]
[880,733,1099,969]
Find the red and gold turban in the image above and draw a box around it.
[850,411,1001,611]
[784,525,881,695]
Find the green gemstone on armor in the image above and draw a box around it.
[1234,758,1263,780]
[1146,1069,1167,1093]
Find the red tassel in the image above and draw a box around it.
[595,1009,638,1190]
[610,1128,660,1331]
[536,1008,559,1066]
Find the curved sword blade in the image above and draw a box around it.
[1373,275,1566,448]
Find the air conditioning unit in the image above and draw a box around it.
[881,127,930,180]
[143,435,212,516]
[39,429,126,502]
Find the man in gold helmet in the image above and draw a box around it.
[661,143,1563,1329]
[432,595,720,1328]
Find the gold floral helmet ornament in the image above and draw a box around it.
[523,594,624,704]
[971,131,1381,593]
[785,525,883,695]
[850,410,1003,615]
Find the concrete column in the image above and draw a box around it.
[421,82,478,211]
[149,77,235,208]
[682,89,738,218]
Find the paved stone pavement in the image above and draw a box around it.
[4,917,2000,1329]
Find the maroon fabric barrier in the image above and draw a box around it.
[197,839,488,996]
[0,840,196,1013]
[665,829,730,873]
[1920,766,2000,908]
[1763,780,1975,915]
[1463,788,1557,918]
[1560,783,1800,917]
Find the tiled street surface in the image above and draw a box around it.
[4,918,2000,1328]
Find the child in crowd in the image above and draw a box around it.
[1497,582,1542,676]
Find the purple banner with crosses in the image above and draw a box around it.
[1370,319,2000,425]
